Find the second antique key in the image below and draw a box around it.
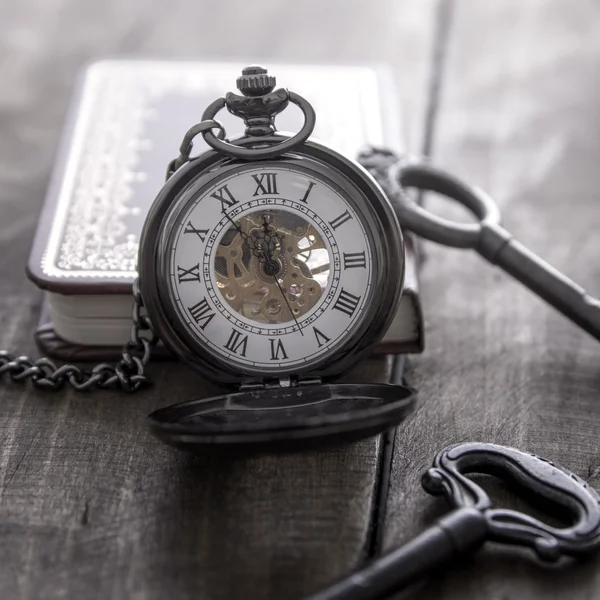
[360,149,600,342]
[305,442,600,600]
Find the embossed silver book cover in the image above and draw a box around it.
[27,59,422,355]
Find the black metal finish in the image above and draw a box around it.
[0,67,401,399]
[0,280,157,392]
[139,138,404,385]
[425,442,600,559]
[201,90,316,160]
[147,383,417,455]
[359,147,600,344]
[227,65,289,137]
[306,442,600,600]
[193,66,317,161]
[166,119,226,179]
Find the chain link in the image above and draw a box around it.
[165,119,226,179]
[0,279,158,393]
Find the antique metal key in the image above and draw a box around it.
[360,149,600,342]
[306,442,600,600]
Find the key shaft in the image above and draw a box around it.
[306,507,487,600]
[374,156,600,343]
[479,222,600,341]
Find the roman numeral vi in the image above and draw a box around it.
[269,338,288,360]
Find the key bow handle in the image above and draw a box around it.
[422,442,600,561]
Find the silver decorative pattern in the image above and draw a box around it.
[41,60,393,279]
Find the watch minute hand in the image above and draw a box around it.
[272,275,304,337]
[261,226,304,337]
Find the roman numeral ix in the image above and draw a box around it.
[224,328,248,357]
[211,184,237,210]
[252,172,278,196]
[329,210,353,231]
[333,289,361,317]
[184,221,209,242]
[269,338,288,360]
[188,298,215,330]
[343,251,366,269]
[177,263,200,283]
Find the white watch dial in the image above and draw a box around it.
[167,163,375,372]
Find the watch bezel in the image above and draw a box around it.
[138,135,404,384]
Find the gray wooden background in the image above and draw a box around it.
[2,1,600,598]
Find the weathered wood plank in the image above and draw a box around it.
[0,1,436,598]
[0,358,393,600]
[384,1,600,598]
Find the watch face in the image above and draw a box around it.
[139,140,404,382]
[162,159,379,375]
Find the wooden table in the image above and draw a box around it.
[2,1,600,598]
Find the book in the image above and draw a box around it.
[27,59,424,360]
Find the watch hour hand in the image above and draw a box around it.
[222,210,243,234]
[222,210,256,251]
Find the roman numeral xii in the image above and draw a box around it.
[252,172,278,196]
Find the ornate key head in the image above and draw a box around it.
[422,442,600,562]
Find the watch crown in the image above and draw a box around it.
[236,65,276,97]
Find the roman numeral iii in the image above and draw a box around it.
[211,184,237,210]
[343,251,366,269]
[188,298,215,330]
[184,221,209,242]
[177,263,200,283]
[333,289,361,317]
[224,329,248,357]
[269,338,288,360]
[252,172,278,196]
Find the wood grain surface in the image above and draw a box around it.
[0,1,436,599]
[4,0,599,598]
[383,1,600,599]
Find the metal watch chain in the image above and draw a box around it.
[0,279,157,392]
[0,103,228,393]
[0,66,330,394]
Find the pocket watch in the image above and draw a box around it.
[0,64,416,454]
[138,66,416,453]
